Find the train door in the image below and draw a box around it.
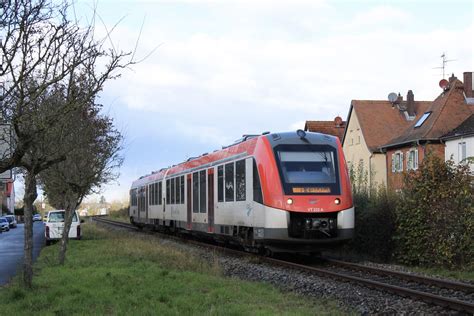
[191,170,207,231]
[207,168,214,233]
[187,174,192,229]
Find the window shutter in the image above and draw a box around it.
[414,149,418,169]
[406,151,411,170]
[391,154,395,172]
[400,152,404,171]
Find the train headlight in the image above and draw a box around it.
[287,198,293,205]
[334,198,341,205]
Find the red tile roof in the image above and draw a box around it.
[383,79,474,148]
[344,100,431,152]
[304,117,346,141]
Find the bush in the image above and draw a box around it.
[347,162,397,261]
[109,207,129,220]
[394,154,473,268]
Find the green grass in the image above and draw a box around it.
[410,266,474,282]
[0,223,347,315]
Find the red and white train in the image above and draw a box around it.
[129,130,354,253]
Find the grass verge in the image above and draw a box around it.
[0,223,347,315]
[410,266,474,282]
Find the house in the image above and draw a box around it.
[0,123,14,215]
[380,73,474,190]
[441,114,474,172]
[0,180,14,214]
[342,92,431,187]
[304,116,346,142]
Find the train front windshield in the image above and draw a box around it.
[274,145,340,195]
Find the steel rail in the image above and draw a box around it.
[93,217,474,314]
[265,257,474,314]
[324,258,474,294]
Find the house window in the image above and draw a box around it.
[356,135,360,145]
[407,149,418,171]
[414,112,431,128]
[458,142,466,163]
[392,151,404,173]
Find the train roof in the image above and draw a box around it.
[131,130,339,189]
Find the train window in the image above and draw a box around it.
[155,183,158,205]
[180,176,185,204]
[166,179,170,204]
[148,184,153,205]
[193,172,199,213]
[176,177,180,204]
[236,160,246,201]
[217,165,224,202]
[199,170,206,212]
[158,181,162,205]
[253,159,263,203]
[152,183,156,205]
[225,163,234,202]
[172,177,176,204]
[150,184,154,205]
[130,189,138,206]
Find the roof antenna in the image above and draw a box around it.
[433,52,456,79]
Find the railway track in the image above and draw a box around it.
[93,217,474,314]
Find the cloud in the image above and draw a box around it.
[65,1,474,203]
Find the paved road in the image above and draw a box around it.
[0,221,45,286]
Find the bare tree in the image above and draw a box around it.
[0,0,133,288]
[39,84,122,264]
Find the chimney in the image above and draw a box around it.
[464,72,473,98]
[406,90,415,116]
[449,73,457,83]
[334,116,343,127]
[396,93,403,104]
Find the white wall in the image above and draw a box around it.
[445,135,474,172]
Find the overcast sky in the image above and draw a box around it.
[17,0,474,203]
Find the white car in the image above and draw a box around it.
[0,217,10,232]
[45,210,82,245]
[4,215,17,228]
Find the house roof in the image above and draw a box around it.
[343,99,431,152]
[382,78,474,149]
[304,117,346,141]
[441,114,474,140]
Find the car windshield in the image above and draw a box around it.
[0,218,7,223]
[5,216,13,223]
[48,212,78,223]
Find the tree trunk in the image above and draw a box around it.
[58,200,76,265]
[23,171,38,288]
